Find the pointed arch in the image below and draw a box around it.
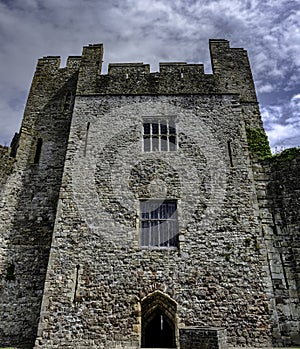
[141,290,177,348]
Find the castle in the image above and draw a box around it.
[0,39,299,349]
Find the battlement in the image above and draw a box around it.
[159,62,205,75]
[74,40,257,101]
[31,40,257,101]
[106,62,205,77]
[108,63,150,76]
[36,55,81,72]
[36,56,61,72]
[0,144,10,156]
[209,38,245,50]
[66,56,81,69]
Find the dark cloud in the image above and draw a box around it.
[0,0,299,151]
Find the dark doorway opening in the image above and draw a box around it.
[141,291,177,348]
[143,311,175,348]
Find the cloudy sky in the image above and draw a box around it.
[0,0,299,152]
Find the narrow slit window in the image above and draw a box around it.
[227,140,234,167]
[84,122,90,157]
[64,92,73,111]
[140,200,178,248]
[73,265,80,304]
[34,138,43,164]
[143,118,177,152]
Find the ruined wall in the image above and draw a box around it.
[0,56,81,347]
[249,147,300,346]
[267,152,300,344]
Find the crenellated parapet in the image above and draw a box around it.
[209,39,258,102]
[16,52,81,167]
[93,61,216,95]
[66,56,82,69]
[36,55,81,72]
[76,44,103,94]
[157,62,214,94]
[24,40,258,108]
[25,40,258,119]
[108,62,150,76]
[74,40,257,105]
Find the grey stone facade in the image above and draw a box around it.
[0,39,299,348]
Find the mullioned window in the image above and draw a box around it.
[143,118,176,152]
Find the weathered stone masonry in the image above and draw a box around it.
[0,55,79,347]
[0,39,299,348]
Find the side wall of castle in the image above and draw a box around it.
[250,150,300,346]
[0,56,81,347]
[268,155,300,344]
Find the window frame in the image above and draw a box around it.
[142,117,177,153]
[139,199,179,249]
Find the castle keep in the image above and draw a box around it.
[0,39,299,348]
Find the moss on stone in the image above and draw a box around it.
[270,147,300,165]
[246,128,272,160]
[246,128,300,165]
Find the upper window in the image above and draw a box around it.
[140,200,178,248]
[143,118,176,152]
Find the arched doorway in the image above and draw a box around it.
[141,291,177,348]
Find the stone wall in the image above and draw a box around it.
[0,145,15,195]
[249,148,300,346]
[34,94,272,348]
[267,152,300,345]
[0,56,80,347]
[179,327,227,349]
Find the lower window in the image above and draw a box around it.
[140,200,178,248]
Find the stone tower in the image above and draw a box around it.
[0,40,299,348]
